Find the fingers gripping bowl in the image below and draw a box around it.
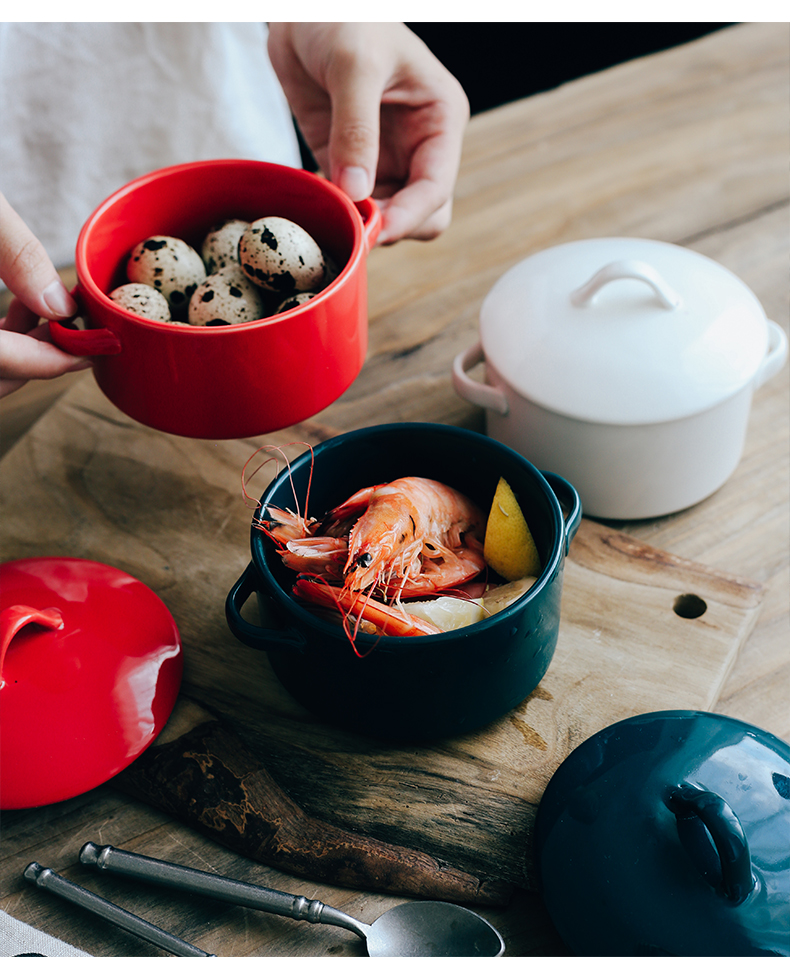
[48,159,381,439]
[226,423,581,741]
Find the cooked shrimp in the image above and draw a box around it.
[255,469,488,643]
[261,477,486,599]
[329,477,486,597]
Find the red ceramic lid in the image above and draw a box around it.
[0,557,182,809]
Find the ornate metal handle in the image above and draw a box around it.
[23,861,213,957]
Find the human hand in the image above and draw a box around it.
[0,192,91,398]
[268,23,469,245]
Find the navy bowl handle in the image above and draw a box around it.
[541,471,583,554]
[667,783,755,905]
[225,562,307,652]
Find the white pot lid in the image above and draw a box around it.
[479,237,772,424]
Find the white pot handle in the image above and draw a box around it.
[754,320,788,389]
[451,341,509,415]
[570,259,682,310]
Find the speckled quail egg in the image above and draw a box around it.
[274,292,316,315]
[127,236,207,314]
[239,217,326,294]
[201,218,249,274]
[109,282,172,322]
[187,265,267,327]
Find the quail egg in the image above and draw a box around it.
[127,235,207,313]
[274,292,316,314]
[109,282,172,322]
[187,265,267,326]
[201,218,249,274]
[239,217,326,294]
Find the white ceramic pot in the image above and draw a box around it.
[453,238,787,519]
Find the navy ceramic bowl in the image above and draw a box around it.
[226,422,581,741]
[534,710,790,956]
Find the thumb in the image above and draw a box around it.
[0,193,77,320]
[326,66,382,202]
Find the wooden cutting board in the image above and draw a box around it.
[0,376,765,891]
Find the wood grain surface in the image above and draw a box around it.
[0,369,765,885]
[1,24,788,958]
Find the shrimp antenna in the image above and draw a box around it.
[241,446,282,509]
[241,441,315,517]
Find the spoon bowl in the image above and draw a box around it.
[364,900,505,957]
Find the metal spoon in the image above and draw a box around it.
[80,842,505,957]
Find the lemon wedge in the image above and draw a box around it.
[484,477,541,581]
[405,596,485,632]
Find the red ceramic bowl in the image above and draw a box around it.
[49,159,381,439]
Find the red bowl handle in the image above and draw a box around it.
[355,198,382,252]
[0,604,64,689]
[48,318,122,356]
[48,286,122,356]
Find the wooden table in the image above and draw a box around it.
[1,24,787,957]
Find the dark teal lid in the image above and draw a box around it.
[534,710,790,956]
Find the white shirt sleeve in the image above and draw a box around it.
[0,22,302,270]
